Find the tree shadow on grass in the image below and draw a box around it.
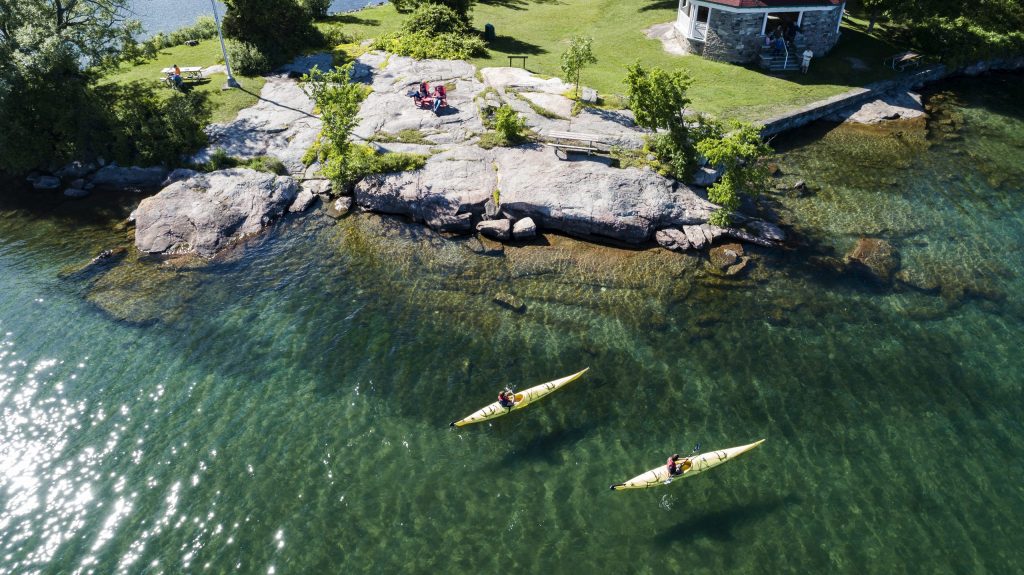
[640,0,678,11]
[324,14,380,26]
[487,35,548,56]
[477,0,561,10]
[652,493,801,547]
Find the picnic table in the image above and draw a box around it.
[884,51,921,71]
[160,66,204,87]
[508,55,527,68]
[542,130,608,158]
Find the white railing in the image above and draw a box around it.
[692,22,708,41]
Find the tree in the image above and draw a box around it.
[560,35,597,99]
[222,0,318,60]
[624,62,695,178]
[695,123,771,227]
[302,64,369,185]
[0,0,140,173]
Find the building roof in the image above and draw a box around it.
[700,0,842,8]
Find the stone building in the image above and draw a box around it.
[674,0,845,66]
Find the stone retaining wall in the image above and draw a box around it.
[759,56,1024,137]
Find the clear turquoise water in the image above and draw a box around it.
[2,74,1023,574]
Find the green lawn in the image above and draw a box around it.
[326,2,908,122]
[103,39,266,124]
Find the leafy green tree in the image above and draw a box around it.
[0,0,140,173]
[560,35,597,99]
[695,123,771,227]
[222,0,319,61]
[624,62,695,178]
[301,0,332,19]
[302,64,369,186]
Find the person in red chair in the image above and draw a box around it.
[432,84,447,113]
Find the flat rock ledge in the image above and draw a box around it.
[134,168,298,257]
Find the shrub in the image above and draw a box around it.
[94,82,212,167]
[302,0,332,19]
[494,105,525,142]
[222,0,320,61]
[228,40,271,75]
[321,25,356,47]
[371,31,486,60]
[303,64,369,185]
[696,122,771,226]
[245,156,288,175]
[625,62,696,179]
[403,4,468,34]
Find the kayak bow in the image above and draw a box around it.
[609,439,765,491]
[449,368,589,427]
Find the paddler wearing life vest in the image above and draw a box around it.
[497,388,515,408]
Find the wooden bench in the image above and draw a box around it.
[542,130,608,158]
[884,51,921,71]
[508,55,527,68]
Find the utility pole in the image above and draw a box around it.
[210,0,240,89]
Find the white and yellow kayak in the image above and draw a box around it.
[449,368,589,427]
[609,439,765,491]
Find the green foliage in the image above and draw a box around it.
[492,188,501,206]
[95,82,212,167]
[302,0,333,19]
[560,35,597,99]
[695,122,771,225]
[302,64,369,185]
[494,105,526,142]
[369,151,428,174]
[245,156,289,175]
[228,41,272,76]
[371,30,486,60]
[200,149,288,174]
[372,130,433,145]
[403,4,469,34]
[625,62,695,179]
[222,0,320,61]
[321,25,356,47]
[899,17,1024,66]
[391,0,475,21]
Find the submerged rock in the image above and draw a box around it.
[134,168,298,257]
[845,237,900,284]
[709,243,743,269]
[31,175,61,191]
[493,291,526,313]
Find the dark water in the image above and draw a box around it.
[1,74,1023,574]
[129,0,381,35]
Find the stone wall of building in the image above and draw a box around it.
[799,8,842,56]
[703,11,765,63]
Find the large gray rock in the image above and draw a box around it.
[288,188,316,213]
[512,217,537,239]
[63,188,90,199]
[196,76,321,175]
[32,176,61,191]
[134,168,298,257]
[90,165,169,191]
[325,196,354,219]
[477,219,511,241]
[356,146,714,245]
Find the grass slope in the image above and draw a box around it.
[103,39,266,124]
[328,2,905,122]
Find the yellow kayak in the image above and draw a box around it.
[449,368,589,427]
[609,439,765,490]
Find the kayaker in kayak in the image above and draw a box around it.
[666,454,690,476]
[497,389,516,408]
